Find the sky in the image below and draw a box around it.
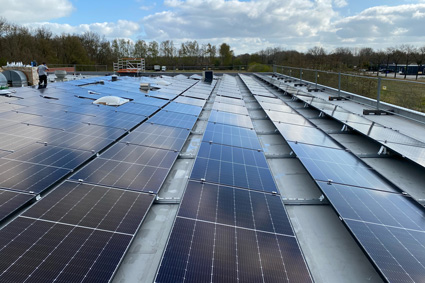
[1,0,425,55]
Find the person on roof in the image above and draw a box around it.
[37,62,49,88]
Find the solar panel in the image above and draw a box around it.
[183,92,209,100]
[275,123,341,149]
[174,96,206,107]
[179,181,293,235]
[209,110,253,129]
[0,189,34,222]
[121,123,190,151]
[257,100,296,113]
[0,133,38,152]
[254,95,284,104]
[131,97,168,107]
[115,103,159,117]
[288,141,398,193]
[155,218,312,282]
[317,182,425,231]
[216,91,242,99]
[70,158,170,193]
[2,143,95,170]
[212,103,249,115]
[146,91,176,100]
[0,217,132,282]
[100,142,179,168]
[0,159,70,193]
[203,122,262,150]
[163,102,203,116]
[23,181,154,234]
[149,111,198,129]
[214,96,245,106]
[265,110,314,127]
[344,219,425,283]
[82,112,145,130]
[191,142,277,193]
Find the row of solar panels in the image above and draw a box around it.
[0,75,217,282]
[258,74,425,168]
[155,75,312,282]
[240,74,425,283]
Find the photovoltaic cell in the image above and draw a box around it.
[0,189,34,222]
[257,100,296,114]
[203,122,262,150]
[3,143,95,170]
[174,96,206,107]
[115,103,159,117]
[265,110,314,127]
[0,159,70,193]
[317,182,425,231]
[23,181,154,234]
[191,142,277,192]
[288,141,398,193]
[155,217,312,283]
[212,103,249,115]
[147,91,176,100]
[214,96,244,106]
[209,110,253,129]
[0,217,132,283]
[121,123,190,151]
[179,181,293,235]
[70,158,169,193]
[0,133,38,152]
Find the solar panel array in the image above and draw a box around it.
[155,74,312,282]
[0,75,218,282]
[242,73,425,283]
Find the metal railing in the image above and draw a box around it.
[274,65,425,113]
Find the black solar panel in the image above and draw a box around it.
[317,182,425,231]
[0,133,38,152]
[289,141,398,193]
[191,142,277,193]
[155,217,312,282]
[2,143,94,170]
[149,111,198,129]
[209,110,253,129]
[276,123,341,149]
[344,219,425,283]
[257,100,296,113]
[23,181,154,234]
[0,189,34,222]
[70,158,169,193]
[179,181,293,235]
[0,217,132,282]
[203,122,262,150]
[163,102,203,116]
[0,159,70,193]
[121,123,190,151]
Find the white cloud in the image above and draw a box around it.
[28,20,141,39]
[0,0,74,24]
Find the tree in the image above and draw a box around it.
[400,44,415,79]
[307,46,326,69]
[388,47,403,78]
[147,41,159,61]
[219,43,233,67]
[134,40,148,58]
[412,46,425,80]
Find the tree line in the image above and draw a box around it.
[1,18,425,76]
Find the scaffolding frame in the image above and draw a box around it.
[113,58,145,74]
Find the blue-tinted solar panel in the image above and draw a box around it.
[0,133,38,152]
[132,97,168,107]
[23,181,154,234]
[344,219,425,283]
[288,142,398,193]
[209,110,253,129]
[174,96,206,107]
[149,111,198,129]
[155,217,312,282]
[0,159,70,193]
[191,143,277,193]
[0,189,34,222]
[115,103,159,117]
[82,112,145,130]
[0,217,132,282]
[3,143,94,170]
[183,92,209,100]
[212,103,249,115]
[147,91,176,100]
[70,158,169,193]
[276,123,341,149]
[317,182,425,231]
[179,181,293,235]
[163,102,202,116]
[203,122,262,150]
[121,123,190,151]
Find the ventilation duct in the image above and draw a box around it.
[2,70,28,87]
[0,73,7,87]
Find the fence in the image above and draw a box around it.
[48,64,108,72]
[274,65,425,113]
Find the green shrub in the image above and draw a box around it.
[248,63,272,72]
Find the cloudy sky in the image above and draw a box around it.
[1,0,425,54]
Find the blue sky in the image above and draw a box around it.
[1,0,425,54]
